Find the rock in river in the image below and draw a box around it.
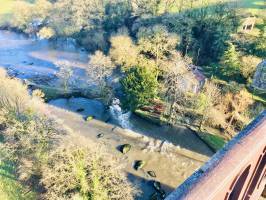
[120,144,131,154]
[153,181,161,191]
[86,116,94,121]
[134,160,146,170]
[76,108,85,112]
[150,192,160,200]
[147,170,156,178]
[97,133,104,139]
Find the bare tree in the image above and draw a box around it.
[163,53,191,124]
[224,89,254,134]
[55,60,73,92]
[196,81,221,130]
[86,51,115,99]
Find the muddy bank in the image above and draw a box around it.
[46,103,209,199]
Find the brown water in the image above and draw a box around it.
[0,30,214,199]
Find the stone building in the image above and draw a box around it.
[252,60,266,91]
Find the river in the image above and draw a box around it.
[0,30,213,199]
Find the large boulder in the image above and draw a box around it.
[253,60,266,91]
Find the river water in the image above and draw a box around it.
[0,30,213,199]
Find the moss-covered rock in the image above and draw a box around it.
[120,144,131,154]
[86,116,94,121]
[253,60,266,90]
[133,160,146,170]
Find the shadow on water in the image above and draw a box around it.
[0,30,213,157]
[48,97,214,157]
[127,172,175,200]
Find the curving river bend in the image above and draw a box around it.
[0,30,213,199]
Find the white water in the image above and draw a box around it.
[109,98,132,129]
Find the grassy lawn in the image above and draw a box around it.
[0,160,36,200]
[197,131,227,152]
[0,134,36,200]
[240,0,266,17]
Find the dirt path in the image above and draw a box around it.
[46,104,213,199]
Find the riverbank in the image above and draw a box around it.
[0,29,215,199]
[134,109,227,152]
[46,101,212,199]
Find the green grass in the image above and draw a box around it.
[248,87,266,105]
[240,0,266,16]
[134,109,167,125]
[0,131,36,199]
[197,131,227,152]
[0,154,36,200]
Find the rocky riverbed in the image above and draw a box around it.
[0,30,214,199]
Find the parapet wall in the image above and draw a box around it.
[166,110,266,200]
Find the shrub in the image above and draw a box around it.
[239,55,261,81]
[41,147,136,200]
[0,70,137,199]
[37,27,55,39]
[0,69,32,115]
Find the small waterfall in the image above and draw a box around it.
[109,98,132,129]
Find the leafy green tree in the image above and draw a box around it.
[104,1,132,32]
[121,66,158,110]
[221,42,241,78]
[137,25,178,63]
[240,55,261,82]
[132,0,162,16]
[254,36,266,58]
[37,27,55,39]
[12,0,52,33]
[50,0,105,36]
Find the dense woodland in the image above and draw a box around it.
[0,0,266,199]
